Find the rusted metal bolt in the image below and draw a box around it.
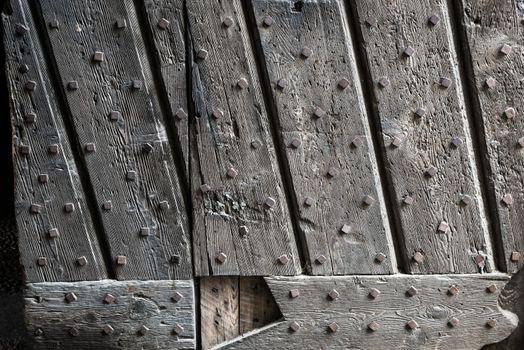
[212,108,224,120]
[378,77,390,88]
[49,19,60,29]
[142,143,154,154]
[313,106,325,119]
[25,80,37,91]
[326,167,337,178]
[109,110,121,121]
[67,80,78,90]
[511,251,521,262]
[474,254,485,265]
[352,137,363,148]
[450,137,462,148]
[277,78,288,90]
[132,80,142,90]
[116,19,126,29]
[30,203,42,214]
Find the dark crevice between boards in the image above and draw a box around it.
[26,0,116,280]
[242,0,309,274]
[343,0,407,273]
[447,0,506,273]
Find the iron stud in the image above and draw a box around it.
[76,256,88,266]
[170,255,181,264]
[328,322,339,333]
[352,137,363,148]
[406,320,418,329]
[278,254,289,265]
[461,195,472,206]
[406,286,417,296]
[158,18,170,29]
[439,77,452,88]
[67,81,78,90]
[116,255,127,265]
[375,253,386,263]
[328,289,339,301]
[172,291,183,303]
[173,323,184,335]
[103,324,114,335]
[511,251,521,262]
[197,49,208,60]
[25,112,36,123]
[327,167,337,178]
[48,144,59,154]
[474,254,485,264]
[340,224,352,235]
[316,255,327,265]
[391,136,402,148]
[103,293,115,304]
[212,109,224,119]
[499,44,512,56]
[19,64,29,74]
[501,194,513,206]
[69,327,80,337]
[338,78,349,89]
[301,47,312,58]
[132,80,142,90]
[237,78,249,89]
[428,14,440,26]
[448,317,459,327]
[93,51,104,62]
[450,137,462,148]
[20,145,31,155]
[277,78,288,90]
[65,292,78,303]
[49,19,59,29]
[216,252,227,264]
[64,202,75,213]
[289,321,301,332]
[109,111,121,121]
[289,289,300,298]
[414,108,426,118]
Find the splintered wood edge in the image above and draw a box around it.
[215,274,518,349]
[24,279,195,350]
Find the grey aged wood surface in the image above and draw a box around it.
[38,0,192,280]
[4,0,106,282]
[187,0,301,276]
[218,274,517,350]
[352,0,492,274]
[25,279,195,350]
[456,0,524,274]
[251,0,396,275]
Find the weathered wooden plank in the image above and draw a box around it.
[251,0,396,275]
[142,0,189,176]
[456,0,524,273]
[25,279,195,350]
[352,0,492,273]
[38,0,191,280]
[4,0,107,282]
[188,0,301,276]
[239,277,281,334]
[218,274,517,349]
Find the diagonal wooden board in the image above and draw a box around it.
[217,274,517,349]
[24,279,195,350]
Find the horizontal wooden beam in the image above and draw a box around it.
[218,274,517,349]
[24,279,195,350]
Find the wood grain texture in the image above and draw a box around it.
[218,274,517,350]
[188,0,300,276]
[25,279,195,350]
[353,0,492,274]
[239,277,282,334]
[142,0,189,176]
[457,0,524,273]
[4,0,106,282]
[251,0,396,275]
[38,0,192,280]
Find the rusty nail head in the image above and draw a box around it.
[68,81,78,90]
[352,137,363,148]
[278,254,290,265]
[375,253,386,263]
[313,106,326,118]
[140,227,150,237]
[391,136,402,148]
[504,107,516,120]
[338,78,349,89]
[365,17,377,27]
[328,322,339,333]
[34,328,44,336]
[172,291,184,303]
[173,323,184,335]
[251,140,261,149]
[428,14,440,26]
[290,138,301,148]
[301,47,312,58]
[474,254,485,264]
[116,255,127,265]
[65,292,78,303]
[48,144,59,154]
[239,225,249,236]
[461,195,472,206]
[448,285,459,296]
[126,171,137,181]
[30,203,42,214]
[485,77,497,89]
[20,145,31,155]
[439,77,452,88]
[64,202,75,213]
[403,195,414,205]
[327,167,337,178]
[378,77,390,88]
[19,64,29,74]
[222,16,234,27]
[511,251,521,262]
[69,327,80,337]
[25,80,37,92]
[289,289,300,298]
[212,109,224,119]
[158,18,170,29]
[363,195,375,206]
[103,293,115,304]
[502,194,513,206]
[406,320,418,329]
[316,255,327,265]
[197,49,208,60]
[451,137,462,148]
[49,19,59,29]
[406,286,417,296]
[200,184,211,193]
[486,284,498,293]
[25,112,36,123]
[85,143,96,153]
[403,46,415,57]
[369,288,380,299]
[340,224,352,235]
[159,201,170,210]
[216,252,227,264]
[263,15,274,27]
[237,78,249,89]
[289,321,301,332]
[413,251,424,263]
[425,166,437,178]
[138,325,149,336]
[368,321,379,331]
[37,173,47,182]
[227,167,238,178]
[500,44,512,56]
[48,228,59,238]
[174,108,187,121]
[102,200,112,211]
[103,324,115,335]
[109,111,121,121]
[328,289,339,301]
[517,137,524,148]
[448,317,459,327]
[132,80,142,90]
[93,51,104,62]
[415,108,426,118]
[437,221,449,233]
[486,319,497,328]
[277,78,288,90]
[37,257,47,266]
[116,19,127,29]
[265,197,276,208]
[170,255,181,264]
[304,196,315,207]
[77,256,88,266]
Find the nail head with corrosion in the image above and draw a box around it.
[216,252,227,264]
[439,77,452,88]
[375,253,386,263]
[316,255,327,265]
[65,292,78,303]
[406,320,418,329]
[116,255,127,265]
[338,78,349,90]
[327,167,337,178]
[304,196,315,207]
[499,44,512,56]
[76,256,88,266]
[369,288,380,299]
[265,197,276,208]
[212,109,224,120]
[173,323,184,335]
[262,15,274,27]
[403,46,415,57]
[406,286,417,296]
[352,137,363,148]
[93,51,104,62]
[504,107,516,120]
[502,194,513,206]
[102,201,112,211]
[222,16,234,28]
[413,252,424,263]
[158,18,170,29]
[237,78,249,89]
[448,317,459,327]
[103,324,114,335]
[368,321,379,331]
[448,285,459,296]
[328,289,339,301]
[301,47,313,58]
[486,284,498,293]
[103,293,115,304]
[511,251,521,262]
[278,254,290,265]
[485,77,497,89]
[328,322,339,333]
[487,319,497,328]
[49,19,59,29]
[340,224,352,235]
[126,171,137,182]
[289,289,300,298]
[37,257,47,266]
[289,321,301,332]
[428,14,440,26]
[171,291,183,303]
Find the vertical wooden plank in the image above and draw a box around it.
[187,0,301,276]
[239,277,281,334]
[200,277,239,350]
[352,0,492,273]
[251,0,396,275]
[37,0,192,280]
[457,0,524,273]
[4,0,107,282]
[141,0,189,176]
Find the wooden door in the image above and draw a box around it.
[2,0,523,349]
